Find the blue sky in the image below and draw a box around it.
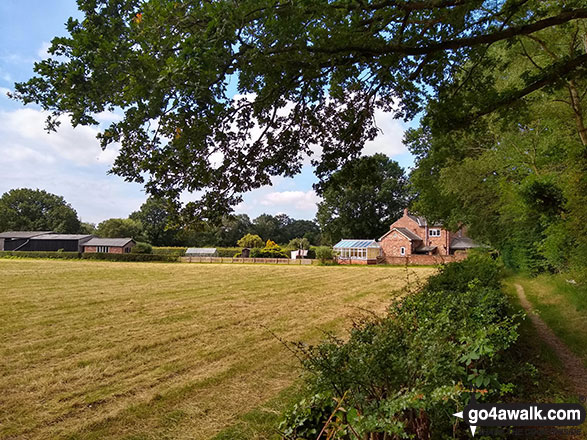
[0,1,415,224]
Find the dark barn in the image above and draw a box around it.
[0,232,93,252]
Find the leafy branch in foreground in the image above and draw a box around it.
[12,0,587,220]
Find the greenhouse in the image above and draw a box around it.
[333,239,382,264]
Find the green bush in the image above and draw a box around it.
[131,242,152,254]
[0,251,81,259]
[280,256,520,439]
[216,247,241,257]
[314,246,333,263]
[237,233,264,248]
[81,253,178,262]
[152,246,187,256]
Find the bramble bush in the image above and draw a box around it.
[279,254,520,439]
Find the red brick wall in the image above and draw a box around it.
[83,246,124,253]
[380,230,416,257]
[383,253,468,265]
[337,258,371,265]
[388,215,424,240]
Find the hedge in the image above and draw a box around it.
[152,247,188,256]
[81,253,179,262]
[0,251,178,262]
[216,247,241,257]
[0,251,81,259]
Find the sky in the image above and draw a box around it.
[0,1,415,224]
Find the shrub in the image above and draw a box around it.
[314,246,333,263]
[237,233,264,248]
[280,256,520,439]
[131,242,152,254]
[216,247,241,257]
[288,237,311,251]
[0,251,80,259]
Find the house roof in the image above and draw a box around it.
[406,212,443,228]
[0,231,53,239]
[186,247,217,254]
[333,239,380,249]
[33,234,93,240]
[380,227,423,242]
[450,237,484,250]
[84,238,135,247]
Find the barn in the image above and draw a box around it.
[83,238,135,254]
[0,231,93,252]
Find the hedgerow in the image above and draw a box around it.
[279,254,521,439]
[0,251,81,259]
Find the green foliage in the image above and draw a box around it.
[131,242,152,254]
[96,218,144,241]
[80,222,97,235]
[16,1,583,218]
[280,256,520,439]
[250,241,289,259]
[314,246,333,263]
[287,237,310,250]
[216,247,242,258]
[0,251,81,260]
[152,247,187,256]
[129,197,180,246]
[0,188,81,233]
[237,234,264,249]
[81,253,178,262]
[316,154,409,244]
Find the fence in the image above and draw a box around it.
[181,256,318,265]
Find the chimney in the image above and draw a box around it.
[403,208,408,217]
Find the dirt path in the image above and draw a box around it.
[514,283,587,397]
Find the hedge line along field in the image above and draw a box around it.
[0,259,434,440]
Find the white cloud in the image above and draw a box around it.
[37,41,52,59]
[260,190,321,211]
[362,108,409,157]
[0,107,118,166]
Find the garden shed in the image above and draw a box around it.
[185,247,218,257]
[333,239,382,265]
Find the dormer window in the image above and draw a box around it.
[429,229,441,237]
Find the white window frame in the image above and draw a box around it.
[429,229,441,237]
[97,246,109,253]
[400,246,406,255]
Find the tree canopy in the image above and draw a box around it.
[0,188,81,233]
[13,0,587,219]
[316,154,408,244]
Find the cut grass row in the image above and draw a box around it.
[0,259,434,440]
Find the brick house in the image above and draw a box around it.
[83,238,135,254]
[378,209,480,263]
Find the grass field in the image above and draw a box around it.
[0,259,434,440]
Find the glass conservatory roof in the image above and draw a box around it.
[333,239,380,249]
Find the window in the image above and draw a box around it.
[124,247,131,253]
[97,246,109,253]
[400,247,406,255]
[429,229,441,237]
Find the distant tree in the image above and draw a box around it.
[216,214,252,246]
[237,233,264,248]
[130,197,178,246]
[97,218,144,241]
[316,154,409,244]
[0,188,81,233]
[80,222,97,235]
[288,237,310,250]
[283,220,321,245]
[251,214,281,242]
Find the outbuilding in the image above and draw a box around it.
[0,231,92,252]
[185,247,218,257]
[83,238,135,254]
[333,239,382,265]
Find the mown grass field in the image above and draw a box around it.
[0,259,434,440]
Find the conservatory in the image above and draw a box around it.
[333,239,382,264]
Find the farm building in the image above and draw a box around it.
[186,248,218,257]
[333,239,382,265]
[0,231,92,252]
[83,238,135,254]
